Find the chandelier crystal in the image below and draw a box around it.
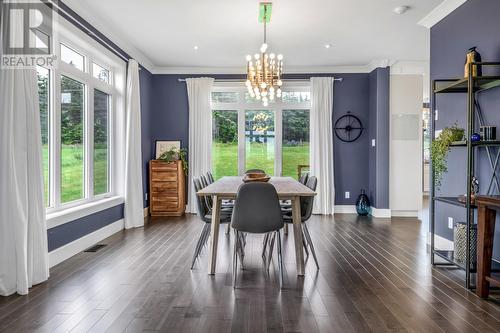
[245,2,283,107]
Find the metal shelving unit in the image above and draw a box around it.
[430,62,500,290]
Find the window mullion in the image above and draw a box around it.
[87,85,94,199]
[275,108,283,177]
[53,73,62,209]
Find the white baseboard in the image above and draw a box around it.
[370,207,392,218]
[334,205,357,214]
[427,232,454,250]
[49,219,125,268]
[392,210,419,217]
[143,206,149,217]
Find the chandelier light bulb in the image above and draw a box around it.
[260,43,268,53]
[277,79,283,86]
[246,55,252,61]
[277,54,283,61]
[270,53,275,59]
[254,53,260,60]
[260,82,267,89]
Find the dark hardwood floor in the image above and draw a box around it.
[1,212,499,332]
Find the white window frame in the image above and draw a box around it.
[212,82,311,176]
[42,14,126,216]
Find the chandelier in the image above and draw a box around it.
[245,2,283,107]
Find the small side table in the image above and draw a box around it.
[475,195,500,298]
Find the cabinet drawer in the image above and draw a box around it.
[151,201,179,212]
[151,162,178,171]
[151,171,177,182]
[151,187,178,196]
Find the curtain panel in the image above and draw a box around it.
[310,77,335,215]
[186,78,214,213]
[124,59,144,228]
[0,1,49,295]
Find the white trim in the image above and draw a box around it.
[418,0,468,28]
[333,205,357,214]
[370,207,391,218]
[151,61,394,75]
[46,196,124,229]
[61,0,155,72]
[391,210,419,217]
[49,219,124,267]
[427,232,454,250]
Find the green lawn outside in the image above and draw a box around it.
[42,145,108,205]
[212,142,309,180]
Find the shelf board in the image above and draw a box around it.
[434,196,476,208]
[434,76,500,94]
[449,140,500,147]
[433,250,500,273]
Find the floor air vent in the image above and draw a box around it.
[84,244,107,253]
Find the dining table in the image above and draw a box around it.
[197,176,316,276]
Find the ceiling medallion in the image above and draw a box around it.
[245,2,283,107]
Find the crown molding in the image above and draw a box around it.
[61,0,156,72]
[151,62,397,75]
[418,0,467,29]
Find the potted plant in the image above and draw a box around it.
[431,123,465,189]
[158,147,188,175]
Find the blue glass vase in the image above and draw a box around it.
[356,189,371,216]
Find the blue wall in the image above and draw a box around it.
[368,67,390,209]
[431,0,500,259]
[150,72,388,206]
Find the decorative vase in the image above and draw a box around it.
[471,133,481,142]
[464,47,482,78]
[356,189,371,216]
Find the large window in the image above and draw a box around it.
[211,86,310,179]
[36,27,124,212]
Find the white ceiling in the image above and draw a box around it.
[64,0,444,72]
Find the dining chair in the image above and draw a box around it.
[231,182,285,288]
[244,169,266,174]
[191,178,233,269]
[206,171,214,184]
[299,173,309,185]
[281,176,319,269]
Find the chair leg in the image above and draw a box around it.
[303,224,319,269]
[284,223,288,235]
[201,224,210,248]
[267,232,276,271]
[191,224,209,269]
[262,233,270,258]
[233,231,239,288]
[302,232,309,257]
[276,230,284,288]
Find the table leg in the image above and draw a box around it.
[208,195,221,275]
[477,205,496,298]
[292,196,305,276]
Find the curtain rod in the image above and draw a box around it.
[46,0,137,67]
[177,78,343,83]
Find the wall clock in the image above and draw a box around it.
[334,112,364,142]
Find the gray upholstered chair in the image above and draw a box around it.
[191,178,232,269]
[231,182,285,288]
[206,171,215,184]
[298,173,309,185]
[282,176,319,269]
[244,168,266,174]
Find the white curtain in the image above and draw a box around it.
[124,60,144,228]
[186,77,214,213]
[0,2,49,295]
[310,77,335,215]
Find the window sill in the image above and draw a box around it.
[46,196,125,229]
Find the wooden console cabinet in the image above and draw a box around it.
[149,160,185,217]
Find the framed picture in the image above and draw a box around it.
[155,140,180,159]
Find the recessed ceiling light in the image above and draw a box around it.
[324,44,332,49]
[193,45,199,50]
[394,5,410,15]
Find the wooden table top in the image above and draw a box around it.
[197,176,316,198]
